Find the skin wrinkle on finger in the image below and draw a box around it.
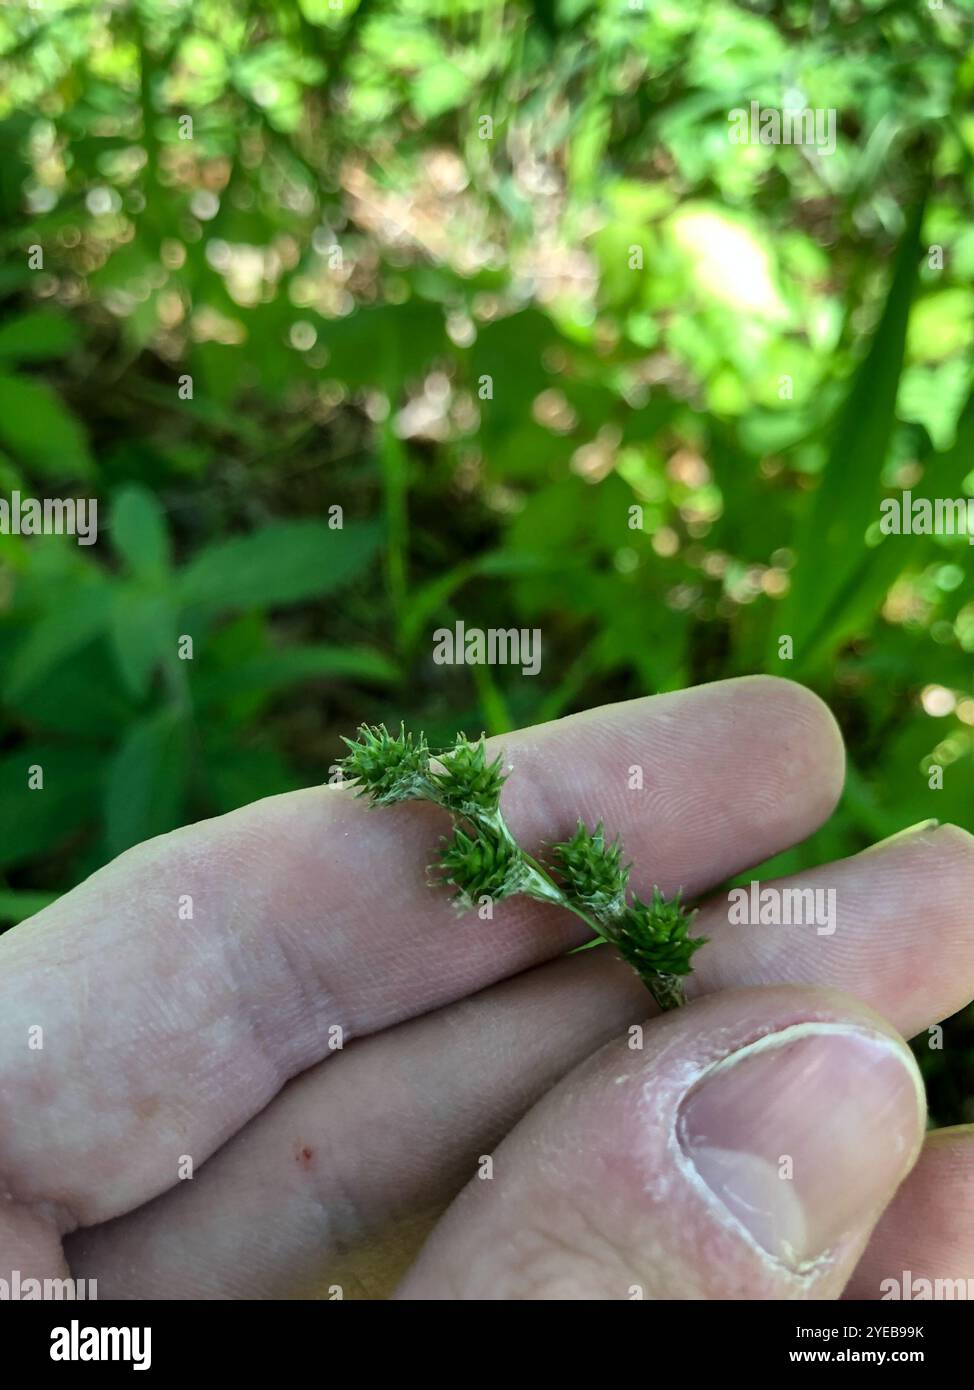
[1,676,845,1238]
[66,824,974,1297]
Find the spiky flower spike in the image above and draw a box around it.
[336,725,706,1008]
[551,820,629,916]
[551,824,703,1009]
[340,723,433,805]
[612,890,705,1013]
[438,824,527,910]
[430,734,508,820]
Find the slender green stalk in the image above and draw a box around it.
[380,414,409,650]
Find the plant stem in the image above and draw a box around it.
[413,785,688,1004]
[516,843,609,942]
[380,412,408,651]
[647,976,687,1011]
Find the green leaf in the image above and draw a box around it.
[2,639,138,737]
[202,741,300,812]
[771,191,928,669]
[4,580,114,701]
[104,707,190,855]
[402,550,561,652]
[0,312,80,362]
[411,62,473,121]
[109,589,177,699]
[0,744,104,870]
[178,520,381,613]
[111,485,171,579]
[193,643,399,708]
[0,889,58,924]
[298,0,363,25]
[779,382,974,666]
[0,374,94,478]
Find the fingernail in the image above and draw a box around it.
[676,1024,924,1271]
[859,819,940,855]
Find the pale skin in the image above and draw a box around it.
[2,676,973,1298]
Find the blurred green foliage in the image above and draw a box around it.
[1,0,973,1118]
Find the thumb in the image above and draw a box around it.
[395,985,926,1300]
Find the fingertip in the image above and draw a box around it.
[932,820,974,862]
[733,674,846,815]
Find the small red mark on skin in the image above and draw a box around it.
[295,1145,314,1168]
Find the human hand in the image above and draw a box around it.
[3,677,973,1299]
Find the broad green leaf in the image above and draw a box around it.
[0,744,104,870]
[411,62,473,121]
[202,741,299,812]
[111,485,171,579]
[2,640,138,737]
[4,580,114,700]
[315,303,446,392]
[110,589,177,699]
[178,520,380,612]
[0,374,94,478]
[907,289,974,363]
[898,360,971,450]
[104,708,190,855]
[192,644,399,708]
[0,312,80,362]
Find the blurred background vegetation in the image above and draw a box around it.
[1,0,973,1120]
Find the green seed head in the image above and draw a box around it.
[429,734,508,820]
[339,723,432,805]
[551,819,629,914]
[612,887,705,981]
[335,719,706,1009]
[436,824,526,910]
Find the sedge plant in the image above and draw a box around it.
[338,724,706,1010]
